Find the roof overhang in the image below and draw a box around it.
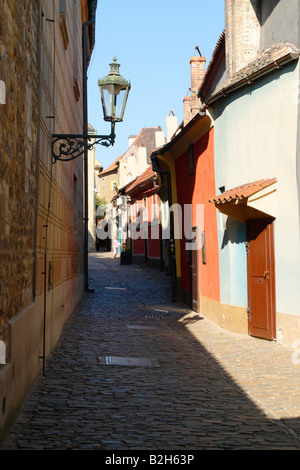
[151,112,212,161]
[210,178,277,222]
[206,44,299,106]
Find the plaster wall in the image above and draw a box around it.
[118,147,148,190]
[213,62,300,317]
[0,0,87,444]
[0,274,83,444]
[97,171,118,204]
[88,142,96,251]
[260,0,300,51]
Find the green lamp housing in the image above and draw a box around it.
[98,57,131,123]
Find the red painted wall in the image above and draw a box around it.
[148,224,161,258]
[131,191,161,259]
[133,235,145,255]
[175,127,220,301]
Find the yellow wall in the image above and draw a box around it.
[0,0,88,444]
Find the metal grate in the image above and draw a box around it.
[104,287,126,290]
[145,314,163,319]
[99,356,160,367]
[127,325,157,330]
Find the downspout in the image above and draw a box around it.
[151,155,177,302]
[82,0,97,291]
[199,102,208,116]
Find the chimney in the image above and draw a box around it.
[166,111,178,142]
[155,130,165,148]
[183,95,191,127]
[225,0,260,76]
[190,51,206,118]
[128,135,136,147]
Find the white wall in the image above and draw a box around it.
[214,61,300,316]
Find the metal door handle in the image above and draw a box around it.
[264,270,269,278]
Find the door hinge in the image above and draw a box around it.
[245,241,250,255]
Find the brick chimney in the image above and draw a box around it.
[190,53,206,118]
[225,0,260,76]
[183,95,191,127]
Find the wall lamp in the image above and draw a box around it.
[49,3,130,293]
[51,57,131,162]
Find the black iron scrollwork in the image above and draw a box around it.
[51,133,115,163]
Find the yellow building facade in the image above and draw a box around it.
[0,0,95,444]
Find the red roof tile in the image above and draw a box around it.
[125,166,156,194]
[210,178,277,204]
[198,30,225,101]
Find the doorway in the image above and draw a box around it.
[246,218,276,340]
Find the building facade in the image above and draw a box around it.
[150,0,300,347]
[123,166,164,268]
[0,0,96,444]
[96,127,165,250]
[200,0,300,346]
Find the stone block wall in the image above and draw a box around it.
[0,0,39,354]
[0,0,87,444]
[225,0,261,76]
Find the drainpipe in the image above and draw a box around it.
[199,102,208,116]
[151,155,177,302]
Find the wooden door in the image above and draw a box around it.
[246,219,276,340]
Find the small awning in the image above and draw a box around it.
[209,178,277,222]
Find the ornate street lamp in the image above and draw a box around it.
[50,5,130,294]
[98,57,131,126]
[51,57,130,163]
[51,54,130,293]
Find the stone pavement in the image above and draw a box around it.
[2,252,300,450]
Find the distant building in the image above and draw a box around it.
[96,127,165,249]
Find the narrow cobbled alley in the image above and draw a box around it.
[3,252,300,451]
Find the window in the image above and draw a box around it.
[0,80,5,105]
[143,197,148,221]
[59,0,69,50]
[152,194,157,220]
[202,231,206,264]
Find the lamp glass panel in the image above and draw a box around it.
[114,88,126,120]
[102,87,113,119]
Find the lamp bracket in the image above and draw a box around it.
[51,132,115,163]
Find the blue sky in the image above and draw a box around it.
[87,0,225,170]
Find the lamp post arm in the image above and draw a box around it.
[51,130,116,163]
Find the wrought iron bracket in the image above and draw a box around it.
[51,132,115,163]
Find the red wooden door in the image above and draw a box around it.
[246,219,276,340]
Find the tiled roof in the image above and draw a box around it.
[207,43,299,103]
[209,178,277,204]
[125,165,157,194]
[98,126,163,176]
[98,154,122,176]
[198,30,225,100]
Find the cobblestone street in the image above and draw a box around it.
[2,252,300,451]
